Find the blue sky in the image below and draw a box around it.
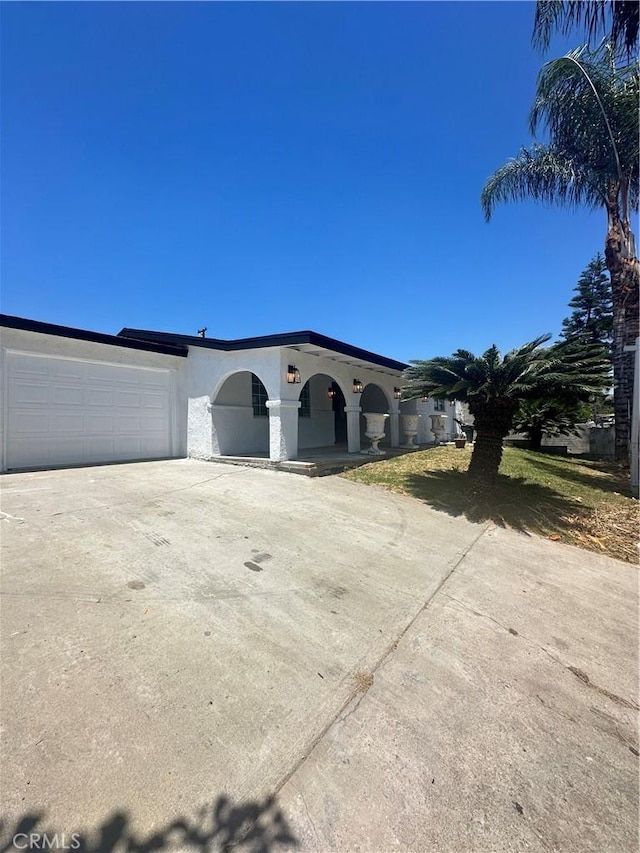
[1,1,606,363]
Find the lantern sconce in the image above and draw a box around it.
[327,386,336,400]
[421,395,429,402]
[353,379,363,394]
[286,365,301,384]
[394,387,402,400]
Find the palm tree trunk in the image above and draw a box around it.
[605,205,639,461]
[467,400,518,480]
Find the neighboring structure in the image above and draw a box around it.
[1,314,417,472]
[506,424,616,458]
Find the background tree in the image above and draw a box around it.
[561,253,613,350]
[481,43,638,462]
[533,0,639,56]
[561,253,614,421]
[512,398,591,451]
[403,336,609,481]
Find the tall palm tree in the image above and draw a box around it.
[482,43,638,462]
[533,1,639,55]
[403,336,610,481]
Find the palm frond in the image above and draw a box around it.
[403,335,610,405]
[530,45,639,190]
[481,144,604,221]
[533,1,639,55]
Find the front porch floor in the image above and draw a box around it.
[206,443,430,477]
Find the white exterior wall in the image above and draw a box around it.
[0,327,188,472]
[184,346,282,460]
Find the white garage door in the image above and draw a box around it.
[6,351,174,470]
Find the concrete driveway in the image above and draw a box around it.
[1,459,637,852]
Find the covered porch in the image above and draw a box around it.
[203,336,412,464]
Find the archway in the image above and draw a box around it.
[210,371,270,457]
[296,373,349,450]
[360,383,392,447]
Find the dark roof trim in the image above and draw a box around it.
[119,327,408,372]
[1,315,188,357]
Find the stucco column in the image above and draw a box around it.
[345,404,361,453]
[266,399,301,462]
[390,406,400,447]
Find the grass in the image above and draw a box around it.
[342,446,638,564]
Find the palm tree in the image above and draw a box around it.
[403,336,609,481]
[481,43,638,462]
[512,398,587,451]
[533,1,639,55]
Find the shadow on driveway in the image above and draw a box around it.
[0,795,297,853]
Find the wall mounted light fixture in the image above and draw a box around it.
[327,386,336,400]
[353,379,363,394]
[394,387,402,400]
[286,365,301,384]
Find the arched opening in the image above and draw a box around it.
[210,371,269,457]
[297,373,348,450]
[360,383,392,447]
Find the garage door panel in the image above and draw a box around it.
[8,353,49,376]
[85,363,122,383]
[50,413,85,434]
[115,436,144,456]
[52,386,84,406]
[6,352,174,470]
[116,436,166,457]
[8,381,50,406]
[83,436,116,455]
[116,414,141,433]
[84,387,114,407]
[8,410,50,434]
[141,391,166,409]
[54,438,96,463]
[51,360,84,381]
[115,389,142,408]
[140,415,168,432]
[8,440,49,469]
[83,414,115,435]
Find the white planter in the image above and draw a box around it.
[401,414,421,449]
[361,412,389,455]
[429,413,448,445]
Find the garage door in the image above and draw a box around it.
[5,351,174,470]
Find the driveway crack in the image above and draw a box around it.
[271,522,492,794]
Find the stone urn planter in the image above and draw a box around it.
[429,413,448,445]
[361,412,389,455]
[400,414,421,449]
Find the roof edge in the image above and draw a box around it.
[118,327,408,372]
[1,315,188,357]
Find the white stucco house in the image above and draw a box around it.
[0,314,468,473]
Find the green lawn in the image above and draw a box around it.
[342,446,638,564]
